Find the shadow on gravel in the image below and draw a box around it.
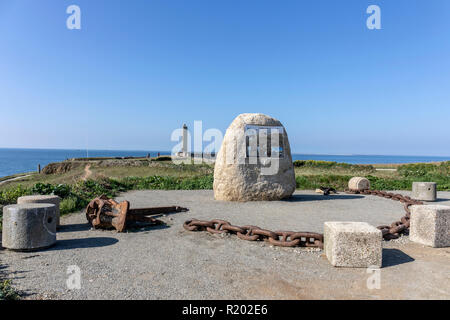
[284,194,364,202]
[126,223,170,233]
[48,237,119,251]
[382,248,415,268]
[58,222,170,234]
[0,263,28,280]
[433,198,450,203]
[58,223,91,233]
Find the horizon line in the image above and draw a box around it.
[1,147,450,158]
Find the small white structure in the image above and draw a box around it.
[324,221,382,268]
[213,113,296,201]
[182,124,188,157]
[410,205,450,248]
[175,123,190,158]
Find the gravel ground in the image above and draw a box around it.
[1,190,449,300]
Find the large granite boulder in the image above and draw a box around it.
[213,113,296,201]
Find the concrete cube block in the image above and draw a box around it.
[348,177,370,191]
[412,182,437,202]
[18,195,61,227]
[2,203,57,251]
[410,205,450,248]
[324,221,382,268]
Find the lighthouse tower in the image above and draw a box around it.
[182,124,188,157]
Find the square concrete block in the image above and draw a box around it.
[410,205,450,248]
[324,222,382,268]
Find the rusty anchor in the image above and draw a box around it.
[86,195,188,232]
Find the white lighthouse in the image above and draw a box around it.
[182,124,188,157]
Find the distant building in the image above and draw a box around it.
[182,124,188,156]
[175,123,217,162]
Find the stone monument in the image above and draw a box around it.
[213,113,296,201]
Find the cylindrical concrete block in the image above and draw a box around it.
[2,203,57,251]
[348,177,370,191]
[18,195,61,227]
[412,182,437,201]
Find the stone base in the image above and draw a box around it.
[324,221,382,268]
[18,195,61,227]
[2,203,57,251]
[412,182,437,202]
[348,177,370,191]
[410,205,450,247]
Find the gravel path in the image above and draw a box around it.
[0,174,32,185]
[1,190,449,300]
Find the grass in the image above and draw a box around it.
[0,174,214,228]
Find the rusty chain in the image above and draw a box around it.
[184,189,424,249]
[183,219,324,249]
[346,189,423,240]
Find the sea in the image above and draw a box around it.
[0,148,449,178]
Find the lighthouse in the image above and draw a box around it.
[182,124,188,157]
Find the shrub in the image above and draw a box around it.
[293,160,338,168]
[295,175,352,190]
[31,183,55,195]
[293,160,374,173]
[366,176,412,190]
[398,162,450,178]
[52,184,71,198]
[153,156,172,161]
[60,197,80,215]
[0,280,20,300]
[0,185,31,205]
[31,183,71,198]
[178,175,213,190]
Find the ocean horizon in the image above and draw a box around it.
[0,147,449,178]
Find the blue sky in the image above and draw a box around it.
[0,0,449,155]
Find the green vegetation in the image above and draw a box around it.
[0,279,20,300]
[293,160,374,172]
[0,175,214,228]
[293,160,450,191]
[1,160,449,228]
[153,156,172,161]
[0,185,31,205]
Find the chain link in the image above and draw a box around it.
[184,189,423,249]
[183,219,324,248]
[346,188,423,240]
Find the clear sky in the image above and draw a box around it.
[0,0,449,155]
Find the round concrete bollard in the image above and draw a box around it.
[18,195,61,227]
[412,182,437,202]
[348,177,370,191]
[2,203,57,251]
